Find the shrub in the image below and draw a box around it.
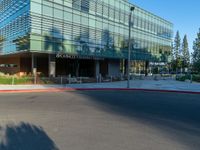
[176,74,200,82]
[176,75,186,81]
[192,75,200,82]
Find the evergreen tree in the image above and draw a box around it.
[173,31,182,70]
[174,31,181,60]
[170,42,177,71]
[170,42,174,61]
[182,35,190,68]
[192,28,200,73]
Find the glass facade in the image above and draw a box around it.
[0,0,30,54]
[0,0,173,62]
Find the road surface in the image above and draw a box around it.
[0,91,200,150]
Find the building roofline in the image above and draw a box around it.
[124,0,173,26]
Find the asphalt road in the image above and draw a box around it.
[0,91,200,150]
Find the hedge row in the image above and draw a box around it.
[176,74,200,82]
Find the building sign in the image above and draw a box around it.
[56,53,104,60]
[149,62,166,66]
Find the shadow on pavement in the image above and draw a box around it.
[75,91,200,149]
[0,122,58,150]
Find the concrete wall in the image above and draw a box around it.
[48,55,56,77]
[108,60,120,77]
[0,55,48,76]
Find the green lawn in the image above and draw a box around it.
[0,77,33,85]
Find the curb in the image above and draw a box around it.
[0,88,200,95]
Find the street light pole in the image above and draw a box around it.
[127,6,135,88]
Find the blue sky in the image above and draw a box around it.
[130,0,200,53]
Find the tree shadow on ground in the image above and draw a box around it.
[0,122,58,150]
[74,91,200,149]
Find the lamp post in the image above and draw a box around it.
[127,6,135,88]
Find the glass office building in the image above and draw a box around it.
[0,0,173,77]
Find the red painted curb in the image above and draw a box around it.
[0,88,200,95]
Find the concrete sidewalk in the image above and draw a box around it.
[0,79,200,92]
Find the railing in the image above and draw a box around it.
[0,74,176,85]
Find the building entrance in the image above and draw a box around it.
[56,58,95,77]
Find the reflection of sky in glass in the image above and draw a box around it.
[0,0,30,54]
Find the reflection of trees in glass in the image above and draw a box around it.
[74,29,123,58]
[94,47,101,55]
[13,34,30,51]
[72,0,89,12]
[101,29,116,56]
[159,44,171,62]
[75,29,90,55]
[80,30,90,54]
[81,41,90,54]
[102,29,113,49]
[160,51,168,62]
[81,0,89,12]
[120,37,164,62]
[0,36,5,54]
[44,27,65,52]
[121,38,128,49]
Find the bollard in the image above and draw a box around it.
[110,76,112,82]
[12,76,14,85]
[120,74,122,81]
[190,74,193,83]
[60,76,63,85]
[99,74,102,83]
[68,74,71,84]
[34,75,37,84]
[79,77,82,84]
[96,75,99,83]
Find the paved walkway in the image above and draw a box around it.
[0,79,200,92]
